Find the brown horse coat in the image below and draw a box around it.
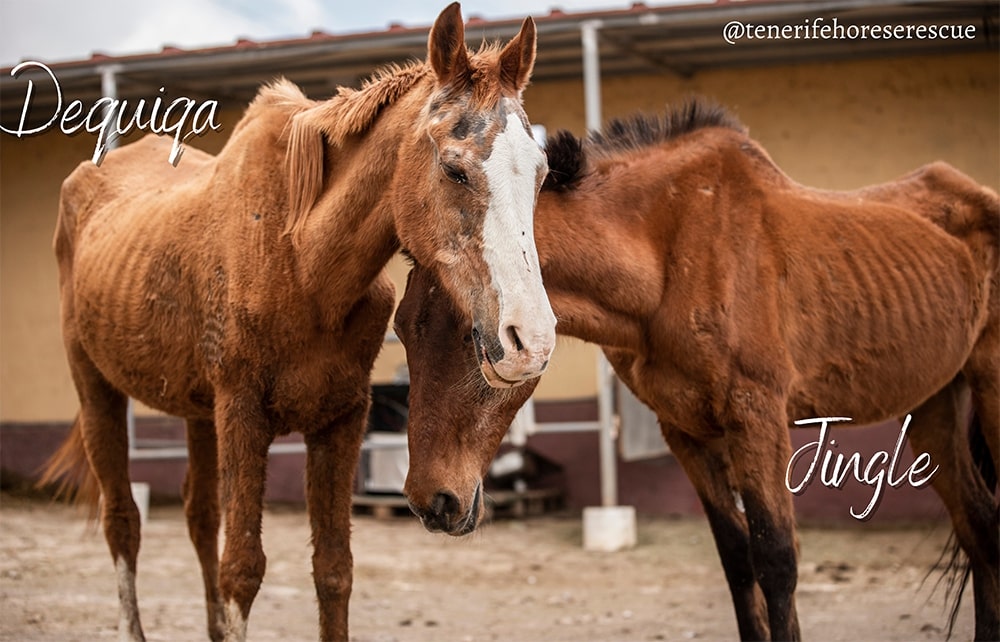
[396,102,999,640]
[42,4,553,641]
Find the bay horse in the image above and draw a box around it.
[38,4,555,641]
[394,102,1000,640]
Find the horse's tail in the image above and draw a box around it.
[932,408,997,639]
[36,415,100,519]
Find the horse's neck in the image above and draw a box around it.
[294,140,401,315]
[534,130,775,351]
[535,169,669,350]
[290,87,435,324]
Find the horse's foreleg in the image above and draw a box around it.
[724,396,800,642]
[305,401,369,642]
[67,343,146,642]
[907,377,999,641]
[184,417,224,642]
[215,396,272,642]
[665,428,769,640]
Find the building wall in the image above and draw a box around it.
[2,50,997,419]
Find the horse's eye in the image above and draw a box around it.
[441,163,468,185]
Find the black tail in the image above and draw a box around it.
[932,410,996,639]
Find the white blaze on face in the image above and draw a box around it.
[480,107,557,378]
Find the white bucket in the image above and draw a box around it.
[582,505,637,552]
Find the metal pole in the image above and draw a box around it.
[582,20,618,508]
[95,65,121,165]
[99,65,137,453]
[581,20,603,132]
[99,66,118,129]
[596,354,617,507]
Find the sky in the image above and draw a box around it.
[0,0,692,68]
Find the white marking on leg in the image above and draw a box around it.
[733,490,746,514]
[114,556,144,642]
[224,599,248,642]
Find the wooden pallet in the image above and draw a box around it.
[487,487,564,519]
[351,493,411,520]
[352,487,564,521]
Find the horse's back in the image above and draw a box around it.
[775,175,994,421]
[57,135,214,248]
[862,161,999,277]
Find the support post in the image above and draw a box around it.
[580,20,636,552]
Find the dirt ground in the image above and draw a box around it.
[0,492,974,642]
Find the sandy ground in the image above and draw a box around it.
[0,492,974,642]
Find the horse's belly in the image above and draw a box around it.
[787,341,970,424]
[75,304,214,418]
[789,288,975,423]
[785,238,980,423]
[69,230,214,418]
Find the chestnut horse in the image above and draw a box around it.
[395,102,999,640]
[39,4,555,641]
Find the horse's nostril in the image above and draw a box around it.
[430,491,461,518]
[506,325,525,352]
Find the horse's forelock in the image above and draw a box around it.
[467,44,521,110]
[433,44,522,113]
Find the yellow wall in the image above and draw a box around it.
[1,133,93,422]
[1,51,997,421]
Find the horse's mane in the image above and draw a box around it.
[543,98,746,191]
[277,61,432,244]
[280,43,518,245]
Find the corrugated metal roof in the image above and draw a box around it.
[1,0,996,125]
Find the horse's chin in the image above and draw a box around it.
[415,482,484,537]
[472,330,525,389]
[451,481,485,536]
[478,358,525,389]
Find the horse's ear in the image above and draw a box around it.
[428,2,471,87]
[498,16,537,94]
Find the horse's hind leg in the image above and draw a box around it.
[184,418,224,641]
[664,428,769,640]
[965,317,1000,481]
[66,342,145,641]
[907,376,998,640]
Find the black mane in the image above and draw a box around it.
[542,98,745,191]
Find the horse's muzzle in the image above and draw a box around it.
[472,326,534,388]
[407,482,483,536]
